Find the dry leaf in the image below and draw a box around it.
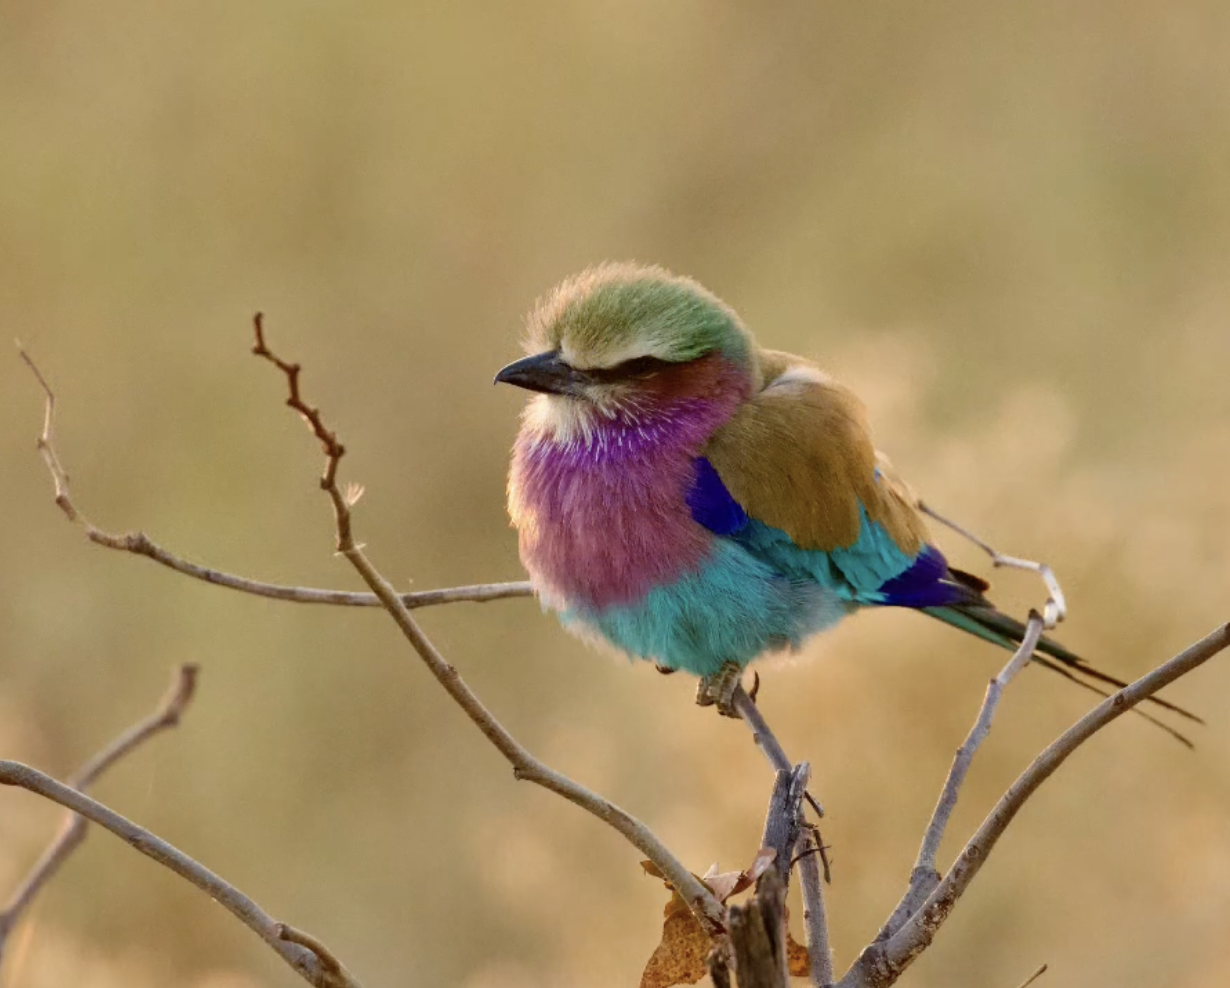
[639,848,781,988]
[700,865,744,904]
[786,931,811,978]
[640,887,710,988]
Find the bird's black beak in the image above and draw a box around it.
[494,351,588,396]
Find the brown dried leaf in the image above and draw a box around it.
[700,864,745,904]
[737,847,777,893]
[701,847,778,903]
[638,848,782,988]
[786,931,811,978]
[640,888,710,988]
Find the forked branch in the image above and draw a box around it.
[0,759,363,988]
[919,501,1065,628]
[844,622,1230,988]
[17,344,531,611]
[878,612,1044,941]
[0,664,197,963]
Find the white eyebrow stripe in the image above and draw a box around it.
[561,339,661,371]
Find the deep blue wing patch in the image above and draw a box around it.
[687,457,749,536]
[876,544,978,608]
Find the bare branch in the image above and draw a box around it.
[276,923,350,978]
[732,687,792,774]
[759,764,810,885]
[732,686,824,819]
[1013,963,1048,988]
[0,664,198,961]
[878,613,1043,941]
[0,761,363,988]
[919,501,1065,628]
[73,665,198,790]
[753,760,833,987]
[18,342,531,610]
[797,827,834,988]
[250,319,727,936]
[843,622,1230,988]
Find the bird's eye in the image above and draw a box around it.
[588,355,674,382]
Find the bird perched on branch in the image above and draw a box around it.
[496,263,1196,729]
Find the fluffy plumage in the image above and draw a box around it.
[499,263,1196,726]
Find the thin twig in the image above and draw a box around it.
[18,342,531,610]
[919,501,1065,628]
[1013,963,1048,988]
[249,318,727,936]
[732,686,824,819]
[797,827,834,988]
[276,924,346,976]
[843,622,1230,988]
[0,761,363,988]
[878,613,1044,941]
[0,665,198,963]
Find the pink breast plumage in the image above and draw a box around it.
[507,361,747,611]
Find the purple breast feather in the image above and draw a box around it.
[510,381,745,610]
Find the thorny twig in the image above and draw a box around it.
[761,763,833,987]
[0,665,197,964]
[743,719,833,987]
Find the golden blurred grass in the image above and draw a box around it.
[2,4,1229,986]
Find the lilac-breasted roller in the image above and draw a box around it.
[497,263,1195,724]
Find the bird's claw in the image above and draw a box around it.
[695,662,744,717]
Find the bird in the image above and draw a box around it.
[496,262,1197,733]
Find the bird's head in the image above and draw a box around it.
[496,263,756,437]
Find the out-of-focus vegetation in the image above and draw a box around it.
[1,4,1228,986]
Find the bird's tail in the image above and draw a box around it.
[924,600,1203,746]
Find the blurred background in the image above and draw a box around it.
[1,4,1228,986]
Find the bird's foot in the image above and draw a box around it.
[695,661,743,717]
